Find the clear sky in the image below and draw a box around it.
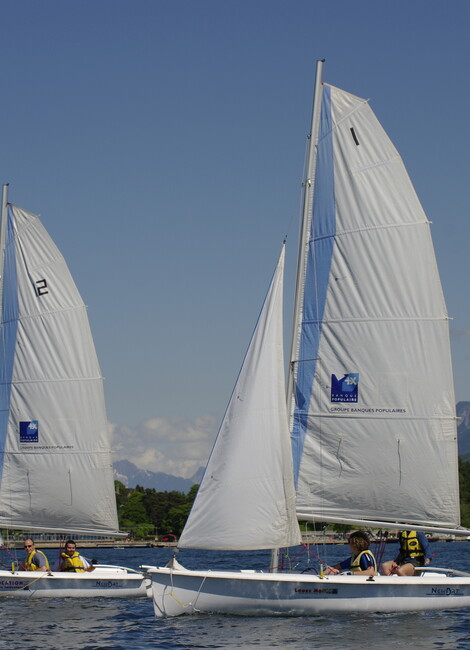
[1,0,469,477]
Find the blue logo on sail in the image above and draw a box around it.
[331,374,359,403]
[20,421,39,443]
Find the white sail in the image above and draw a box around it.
[291,84,460,529]
[179,244,302,550]
[0,204,120,535]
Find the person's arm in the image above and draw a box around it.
[357,552,376,576]
[324,563,340,575]
[325,557,350,575]
[417,532,432,564]
[80,555,95,572]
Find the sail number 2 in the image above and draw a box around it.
[35,279,49,296]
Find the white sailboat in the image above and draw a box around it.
[0,186,149,598]
[148,60,470,615]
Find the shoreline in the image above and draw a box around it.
[4,535,467,550]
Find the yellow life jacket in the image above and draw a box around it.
[24,549,50,571]
[399,530,423,559]
[60,551,86,572]
[350,549,377,574]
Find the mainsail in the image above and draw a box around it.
[0,201,120,535]
[291,83,460,530]
[179,245,302,550]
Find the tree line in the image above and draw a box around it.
[115,481,198,539]
[115,458,470,539]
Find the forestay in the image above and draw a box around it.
[291,84,460,529]
[0,204,119,535]
[179,245,302,550]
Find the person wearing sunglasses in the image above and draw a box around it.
[22,538,50,571]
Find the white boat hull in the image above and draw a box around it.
[149,566,470,616]
[0,565,151,598]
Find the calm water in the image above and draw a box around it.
[1,542,470,649]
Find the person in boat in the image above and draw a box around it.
[324,530,376,576]
[381,530,431,576]
[22,538,50,571]
[59,539,95,572]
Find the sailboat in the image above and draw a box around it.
[0,186,149,598]
[147,60,470,615]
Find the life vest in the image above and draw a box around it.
[350,550,377,574]
[399,530,424,559]
[24,549,50,571]
[60,551,86,572]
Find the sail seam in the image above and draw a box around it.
[349,156,401,175]
[0,520,123,535]
[293,412,456,421]
[1,304,88,326]
[302,316,450,324]
[0,376,104,385]
[318,84,369,138]
[2,451,112,456]
[311,219,429,243]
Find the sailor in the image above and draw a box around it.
[381,530,431,576]
[324,530,377,576]
[59,539,95,572]
[22,538,50,571]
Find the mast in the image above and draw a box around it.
[287,60,324,425]
[270,63,325,572]
[0,184,9,314]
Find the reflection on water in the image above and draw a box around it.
[1,543,470,649]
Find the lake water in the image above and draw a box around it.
[2,541,470,649]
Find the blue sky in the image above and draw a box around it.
[1,0,469,476]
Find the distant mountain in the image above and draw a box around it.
[113,459,203,493]
[457,402,470,460]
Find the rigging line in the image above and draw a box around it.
[296,133,311,229]
[168,565,189,610]
[0,543,20,568]
[288,134,315,409]
[316,366,326,519]
[283,143,309,245]
[303,545,337,573]
[192,574,209,614]
[374,530,389,568]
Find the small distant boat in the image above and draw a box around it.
[0,186,149,598]
[148,60,470,616]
